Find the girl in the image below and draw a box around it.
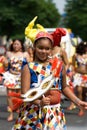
[12,32,87,130]
[3,39,30,121]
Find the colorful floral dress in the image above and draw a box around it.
[3,57,27,89]
[12,56,67,130]
[73,55,87,87]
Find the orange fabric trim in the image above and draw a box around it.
[45,90,61,105]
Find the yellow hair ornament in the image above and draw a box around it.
[36,23,46,31]
[25,16,46,43]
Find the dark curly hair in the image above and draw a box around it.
[76,42,86,55]
[9,39,25,52]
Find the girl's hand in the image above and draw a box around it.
[77,100,87,110]
[74,97,87,110]
[41,96,50,106]
[32,97,50,106]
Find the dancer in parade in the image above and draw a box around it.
[72,41,87,116]
[12,30,87,130]
[3,39,30,121]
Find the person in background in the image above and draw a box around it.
[12,32,87,130]
[24,37,34,62]
[0,46,6,83]
[82,42,87,101]
[68,41,87,116]
[26,45,34,62]
[51,28,69,70]
[51,28,74,103]
[3,39,30,121]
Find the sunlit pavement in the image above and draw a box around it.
[0,85,87,130]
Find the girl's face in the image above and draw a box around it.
[13,40,22,52]
[34,38,52,62]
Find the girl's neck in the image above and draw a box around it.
[13,51,22,54]
[34,58,49,66]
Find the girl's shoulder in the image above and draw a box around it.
[23,51,30,62]
[52,46,61,53]
[52,47,62,58]
[6,51,12,58]
[23,51,29,57]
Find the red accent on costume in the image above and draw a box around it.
[51,56,63,77]
[0,56,5,73]
[51,28,66,47]
[12,97,23,111]
[8,92,23,111]
[45,90,61,105]
[8,92,21,97]
[35,31,53,44]
[82,75,87,81]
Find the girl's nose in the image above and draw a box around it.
[42,49,46,53]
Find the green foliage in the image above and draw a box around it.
[0,0,60,39]
[64,0,87,40]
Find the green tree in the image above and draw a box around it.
[64,0,87,40]
[0,0,60,39]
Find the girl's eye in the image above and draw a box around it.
[37,47,43,50]
[37,47,51,50]
[46,48,51,50]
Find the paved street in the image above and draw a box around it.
[0,86,87,130]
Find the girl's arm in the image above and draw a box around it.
[62,65,87,109]
[21,64,50,106]
[24,52,30,62]
[21,64,31,94]
[3,51,12,69]
[62,65,80,105]
[62,48,69,66]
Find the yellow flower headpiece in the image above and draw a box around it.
[25,16,46,43]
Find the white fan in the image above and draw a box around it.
[21,74,55,102]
